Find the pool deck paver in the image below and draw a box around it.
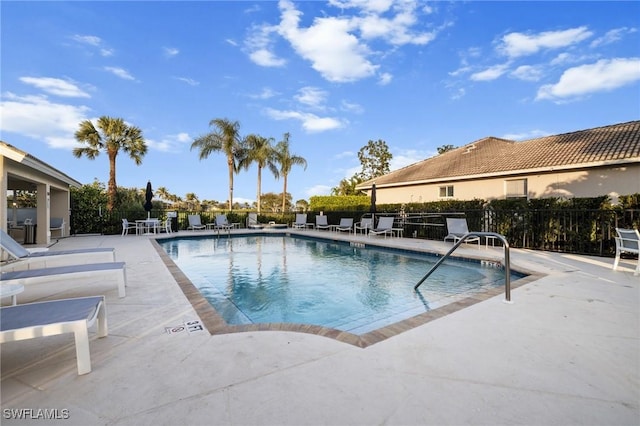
[1,229,638,425]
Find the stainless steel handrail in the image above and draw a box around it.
[414,232,512,303]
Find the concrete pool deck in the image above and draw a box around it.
[1,230,638,425]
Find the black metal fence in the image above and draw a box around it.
[70,207,639,257]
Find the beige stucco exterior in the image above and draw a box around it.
[369,162,640,205]
[1,142,81,245]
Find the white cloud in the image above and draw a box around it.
[378,72,393,85]
[305,184,332,197]
[294,86,328,108]
[334,150,356,159]
[265,108,345,132]
[536,57,640,101]
[245,0,436,83]
[245,24,286,67]
[71,34,113,57]
[174,76,199,86]
[163,47,179,57]
[390,148,433,171]
[19,77,91,98]
[498,27,593,58]
[0,93,90,149]
[501,129,551,141]
[248,87,278,99]
[104,66,135,80]
[590,27,637,48]
[340,100,364,114]
[470,63,510,81]
[510,65,543,82]
[147,132,192,153]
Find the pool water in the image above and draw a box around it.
[159,235,522,335]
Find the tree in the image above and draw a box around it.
[357,139,392,181]
[437,144,455,154]
[191,118,242,211]
[73,116,147,211]
[185,192,200,211]
[331,175,364,196]
[238,134,279,214]
[274,132,307,213]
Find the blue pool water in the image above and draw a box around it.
[159,235,522,335]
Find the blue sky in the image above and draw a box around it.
[2,0,639,206]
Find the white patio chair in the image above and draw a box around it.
[336,218,353,233]
[121,218,138,236]
[50,217,66,238]
[354,217,373,235]
[0,229,115,271]
[369,217,395,238]
[613,228,640,276]
[443,218,480,246]
[1,262,127,298]
[315,215,331,231]
[187,215,206,231]
[292,213,309,229]
[0,296,108,375]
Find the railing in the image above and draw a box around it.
[414,232,512,303]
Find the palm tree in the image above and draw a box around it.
[155,186,172,208]
[274,132,307,213]
[73,116,147,211]
[191,118,242,211]
[185,192,199,211]
[238,134,279,214]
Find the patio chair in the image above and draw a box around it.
[1,262,127,298]
[121,218,138,236]
[613,228,640,276]
[0,229,115,271]
[315,215,331,231]
[443,218,480,246]
[213,214,234,234]
[336,218,353,233]
[187,215,206,231]
[247,213,263,229]
[292,213,309,229]
[50,217,66,238]
[354,217,373,235]
[161,218,172,233]
[0,296,108,375]
[369,217,395,238]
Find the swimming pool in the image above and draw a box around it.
[158,234,525,336]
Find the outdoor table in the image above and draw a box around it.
[136,219,159,235]
[1,284,25,305]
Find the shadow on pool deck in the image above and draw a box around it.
[1,229,638,425]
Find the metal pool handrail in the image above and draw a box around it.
[414,232,512,303]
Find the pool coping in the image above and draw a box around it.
[151,231,544,348]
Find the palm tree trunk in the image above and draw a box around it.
[107,151,118,211]
[257,165,262,214]
[282,173,288,213]
[228,156,234,211]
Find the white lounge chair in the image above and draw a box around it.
[315,215,331,231]
[50,217,66,238]
[613,228,640,276]
[187,215,206,231]
[247,213,263,229]
[1,229,115,271]
[354,217,373,235]
[336,218,353,233]
[1,262,127,298]
[369,217,395,238]
[292,213,309,229]
[121,218,138,236]
[443,218,480,246]
[0,296,108,375]
[213,214,234,234]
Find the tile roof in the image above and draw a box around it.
[364,120,640,188]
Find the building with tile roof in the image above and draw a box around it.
[356,120,640,205]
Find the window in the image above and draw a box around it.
[439,185,454,198]
[505,179,527,198]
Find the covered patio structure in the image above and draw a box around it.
[0,141,82,247]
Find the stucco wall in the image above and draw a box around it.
[373,164,640,204]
